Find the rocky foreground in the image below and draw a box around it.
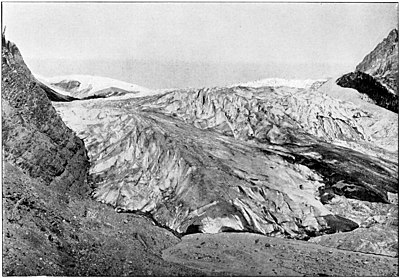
[163,233,399,276]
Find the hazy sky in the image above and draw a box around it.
[2,3,398,88]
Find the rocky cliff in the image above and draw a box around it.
[356,29,399,95]
[2,36,89,192]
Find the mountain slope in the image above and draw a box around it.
[336,29,399,112]
[1,36,89,192]
[356,28,399,95]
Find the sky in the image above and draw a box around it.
[2,2,398,88]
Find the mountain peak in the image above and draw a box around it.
[355,28,399,95]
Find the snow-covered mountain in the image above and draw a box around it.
[36,74,162,99]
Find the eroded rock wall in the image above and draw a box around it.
[2,36,89,193]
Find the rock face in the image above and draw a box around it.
[1,36,89,192]
[356,29,399,95]
[336,29,399,112]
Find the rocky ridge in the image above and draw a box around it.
[1,36,89,192]
[356,28,399,95]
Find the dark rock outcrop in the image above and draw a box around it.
[336,71,398,113]
[52,79,81,91]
